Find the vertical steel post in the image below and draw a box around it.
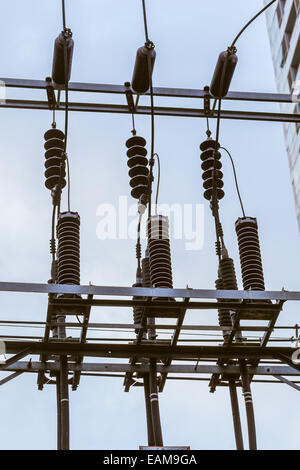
[143,375,155,445]
[228,379,244,450]
[56,314,70,450]
[239,359,257,450]
[56,371,62,450]
[149,358,163,446]
[60,355,70,450]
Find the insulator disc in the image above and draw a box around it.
[44,128,65,141]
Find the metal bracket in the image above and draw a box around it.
[45,76,57,110]
[124,81,135,114]
[203,85,211,116]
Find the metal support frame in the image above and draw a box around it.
[0,78,299,123]
[0,78,299,449]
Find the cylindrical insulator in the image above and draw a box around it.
[200,137,224,201]
[44,128,66,190]
[147,215,173,289]
[219,257,238,291]
[57,212,80,284]
[235,217,265,291]
[126,135,149,199]
[131,44,156,94]
[215,277,232,335]
[210,50,238,98]
[142,255,152,288]
[52,30,74,85]
[132,281,143,332]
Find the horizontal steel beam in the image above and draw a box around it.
[1,99,298,123]
[0,361,299,376]
[0,281,297,301]
[0,78,294,103]
[1,341,297,361]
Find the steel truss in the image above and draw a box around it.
[0,80,300,450]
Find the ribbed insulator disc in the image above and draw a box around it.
[44,128,66,190]
[147,215,173,289]
[235,217,265,291]
[57,212,80,285]
[126,136,149,200]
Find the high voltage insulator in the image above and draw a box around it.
[210,50,238,98]
[147,215,173,289]
[215,276,232,338]
[200,137,224,201]
[131,43,156,94]
[132,278,143,333]
[57,212,80,285]
[44,128,66,190]
[219,257,238,291]
[126,135,149,199]
[142,252,152,288]
[235,217,265,291]
[52,29,74,85]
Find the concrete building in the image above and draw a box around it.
[265,0,300,228]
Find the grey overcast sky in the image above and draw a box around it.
[0,0,299,450]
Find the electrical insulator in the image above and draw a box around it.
[210,50,238,98]
[215,276,232,338]
[142,254,152,288]
[235,217,265,291]
[219,257,238,291]
[200,137,224,201]
[126,135,149,199]
[44,128,66,190]
[147,215,173,289]
[52,29,74,85]
[57,212,80,285]
[131,43,156,94]
[132,279,144,333]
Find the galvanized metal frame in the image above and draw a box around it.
[0,78,300,449]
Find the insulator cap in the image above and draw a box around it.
[57,211,80,285]
[210,50,238,98]
[44,128,66,190]
[200,137,224,201]
[131,44,156,94]
[52,30,74,85]
[126,135,149,199]
[235,216,265,291]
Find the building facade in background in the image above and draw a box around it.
[265,0,300,228]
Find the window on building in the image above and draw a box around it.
[288,66,297,91]
[276,0,286,26]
